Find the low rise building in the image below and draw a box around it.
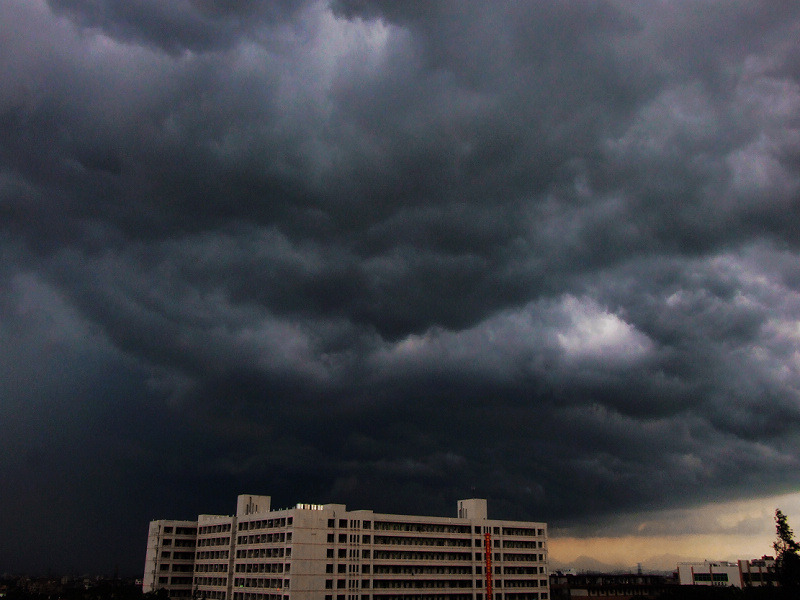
[143,495,549,600]
[549,572,674,599]
[676,557,776,588]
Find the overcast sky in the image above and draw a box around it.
[2,0,800,576]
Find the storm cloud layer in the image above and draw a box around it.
[2,0,800,574]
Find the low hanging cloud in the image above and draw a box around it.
[2,0,800,575]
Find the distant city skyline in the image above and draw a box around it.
[550,492,800,572]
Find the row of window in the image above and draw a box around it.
[372,580,473,589]
[372,566,473,575]
[319,594,546,600]
[239,533,289,545]
[325,595,473,600]
[503,567,546,575]
[237,548,288,559]
[232,593,286,600]
[329,519,371,529]
[693,573,729,582]
[374,522,471,534]
[373,551,472,561]
[196,591,226,599]
[161,526,198,536]
[160,551,195,560]
[194,576,228,587]
[501,554,545,563]
[240,518,292,531]
[326,548,542,562]
[233,578,288,588]
[159,538,196,547]
[236,563,287,574]
[331,564,541,577]
[197,563,229,573]
[502,541,542,549]
[197,550,230,560]
[502,529,545,537]
[200,523,233,534]
[372,536,472,548]
[199,536,231,547]
[328,548,364,559]
[158,576,193,586]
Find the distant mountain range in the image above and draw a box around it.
[549,553,707,574]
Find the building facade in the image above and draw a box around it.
[676,558,777,588]
[143,495,549,600]
[143,519,200,597]
[549,572,673,599]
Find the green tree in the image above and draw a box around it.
[773,508,800,592]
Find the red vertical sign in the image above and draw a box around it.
[485,531,492,600]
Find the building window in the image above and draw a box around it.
[363,521,371,529]
[328,519,335,528]
[337,580,346,589]
[326,580,333,589]
[328,534,335,543]
[327,564,334,573]
[340,519,348,528]
[339,534,347,543]
[339,549,347,558]
[338,565,346,573]
[327,549,334,558]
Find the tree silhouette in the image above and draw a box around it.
[773,509,800,592]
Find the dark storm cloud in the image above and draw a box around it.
[2,0,800,574]
[47,0,315,53]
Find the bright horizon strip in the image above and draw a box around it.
[548,491,800,571]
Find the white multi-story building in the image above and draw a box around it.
[677,557,777,588]
[143,494,549,600]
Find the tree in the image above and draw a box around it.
[773,508,800,592]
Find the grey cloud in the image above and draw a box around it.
[47,0,315,54]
